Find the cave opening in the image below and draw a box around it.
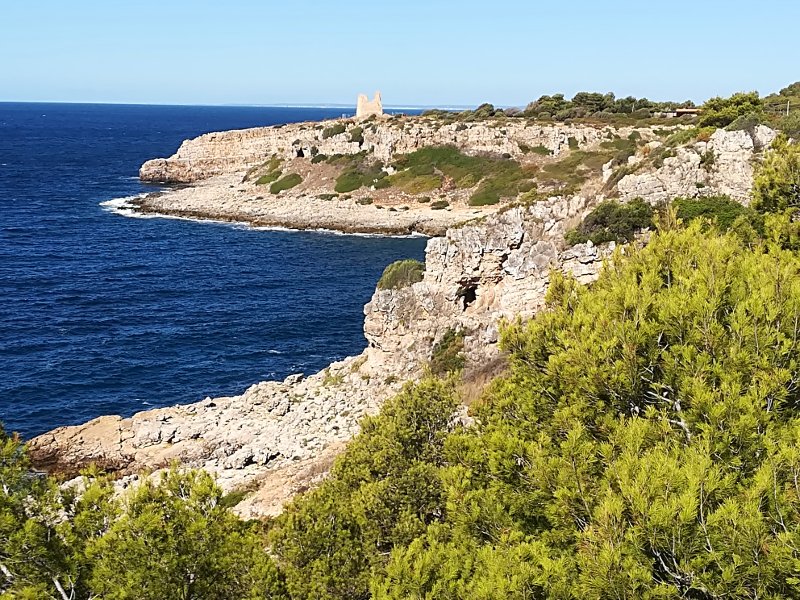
[458,283,478,310]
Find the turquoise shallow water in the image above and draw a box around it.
[0,103,426,438]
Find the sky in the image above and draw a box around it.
[1,0,797,108]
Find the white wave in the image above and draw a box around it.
[99,194,158,219]
[267,349,284,354]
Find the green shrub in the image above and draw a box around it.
[429,328,465,375]
[699,91,763,128]
[752,136,800,212]
[350,126,364,144]
[775,112,800,139]
[311,154,327,164]
[392,147,531,200]
[376,259,425,290]
[255,170,282,185]
[565,198,654,245]
[322,123,347,139]
[318,193,337,201]
[356,197,373,205]
[672,195,763,233]
[430,200,449,210]
[269,173,302,194]
[567,136,579,150]
[335,171,365,193]
[418,196,431,203]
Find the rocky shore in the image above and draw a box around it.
[30,116,778,517]
[126,173,484,237]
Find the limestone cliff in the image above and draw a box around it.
[616,126,777,204]
[140,119,629,184]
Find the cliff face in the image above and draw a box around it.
[617,126,777,204]
[140,119,624,183]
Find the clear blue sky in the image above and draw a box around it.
[1,0,797,107]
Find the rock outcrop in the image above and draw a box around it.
[617,126,777,204]
[139,120,648,184]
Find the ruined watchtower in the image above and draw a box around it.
[356,91,383,119]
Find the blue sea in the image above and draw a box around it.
[0,103,426,439]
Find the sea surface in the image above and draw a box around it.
[0,103,427,439]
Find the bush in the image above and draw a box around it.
[672,195,763,233]
[429,328,465,375]
[311,154,327,164]
[376,259,425,290]
[430,200,449,210]
[699,91,763,128]
[322,123,347,139]
[269,173,302,194]
[752,136,800,213]
[335,171,366,193]
[775,112,800,139]
[255,170,282,185]
[356,197,373,205]
[565,198,653,245]
[520,143,551,156]
[350,126,364,144]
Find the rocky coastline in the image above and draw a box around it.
[30,115,778,517]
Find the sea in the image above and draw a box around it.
[0,103,427,439]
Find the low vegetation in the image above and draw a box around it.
[388,146,535,205]
[270,173,302,194]
[565,197,653,245]
[429,328,465,375]
[752,135,800,213]
[376,259,425,290]
[673,195,764,233]
[321,123,346,139]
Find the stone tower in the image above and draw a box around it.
[356,91,383,119]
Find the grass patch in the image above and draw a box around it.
[269,173,302,194]
[527,144,552,156]
[387,170,443,194]
[388,146,534,206]
[377,259,425,290]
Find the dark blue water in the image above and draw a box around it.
[0,103,426,439]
